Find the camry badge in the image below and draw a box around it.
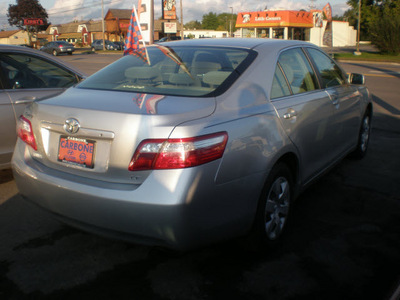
[64,118,80,134]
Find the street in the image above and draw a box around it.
[1,52,400,299]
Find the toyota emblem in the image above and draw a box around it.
[64,118,80,134]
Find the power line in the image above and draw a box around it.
[47,0,125,16]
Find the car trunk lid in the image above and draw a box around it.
[25,87,216,184]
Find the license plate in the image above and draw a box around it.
[58,136,95,168]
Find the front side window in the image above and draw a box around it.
[0,53,79,89]
[306,48,346,88]
[78,45,256,97]
[276,48,318,95]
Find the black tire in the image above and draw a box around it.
[251,163,293,247]
[52,49,58,56]
[350,111,371,159]
[68,52,72,55]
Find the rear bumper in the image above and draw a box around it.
[12,141,260,250]
[60,48,74,53]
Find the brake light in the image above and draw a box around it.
[17,116,37,151]
[129,132,228,171]
[59,45,63,48]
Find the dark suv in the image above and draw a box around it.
[91,40,121,51]
[40,41,75,56]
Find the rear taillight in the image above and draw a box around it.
[59,45,63,48]
[129,132,228,171]
[17,116,37,151]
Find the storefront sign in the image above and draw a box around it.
[323,3,332,22]
[162,0,176,20]
[138,0,152,42]
[164,22,177,33]
[255,17,282,22]
[23,18,44,26]
[236,11,313,28]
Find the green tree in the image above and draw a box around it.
[369,0,400,54]
[216,12,237,34]
[7,0,49,46]
[344,0,376,40]
[332,15,346,21]
[344,0,400,53]
[202,12,219,30]
[184,20,202,30]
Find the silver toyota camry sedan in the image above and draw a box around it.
[12,39,372,250]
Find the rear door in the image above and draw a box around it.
[270,47,337,184]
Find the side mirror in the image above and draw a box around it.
[348,73,365,85]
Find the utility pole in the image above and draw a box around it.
[229,6,233,37]
[356,0,361,54]
[102,0,105,50]
[180,0,184,39]
[150,0,154,44]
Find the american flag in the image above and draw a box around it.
[124,5,149,64]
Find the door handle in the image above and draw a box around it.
[15,96,37,104]
[331,97,339,106]
[283,109,297,120]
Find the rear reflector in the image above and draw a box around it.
[129,132,228,171]
[17,115,37,151]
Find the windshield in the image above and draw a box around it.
[78,45,255,97]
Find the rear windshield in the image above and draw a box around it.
[78,45,256,97]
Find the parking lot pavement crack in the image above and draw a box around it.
[12,227,79,252]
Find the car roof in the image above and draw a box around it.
[151,38,313,50]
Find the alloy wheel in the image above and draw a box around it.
[360,115,370,153]
[264,176,290,240]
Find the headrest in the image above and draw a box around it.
[202,71,230,86]
[125,67,158,80]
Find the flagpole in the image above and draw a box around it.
[124,3,150,65]
[150,0,154,44]
[180,0,183,39]
[101,0,105,51]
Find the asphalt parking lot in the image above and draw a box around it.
[0,52,399,299]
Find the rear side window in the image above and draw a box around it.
[276,48,318,96]
[78,45,256,97]
[306,48,346,88]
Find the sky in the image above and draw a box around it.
[0,0,351,30]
